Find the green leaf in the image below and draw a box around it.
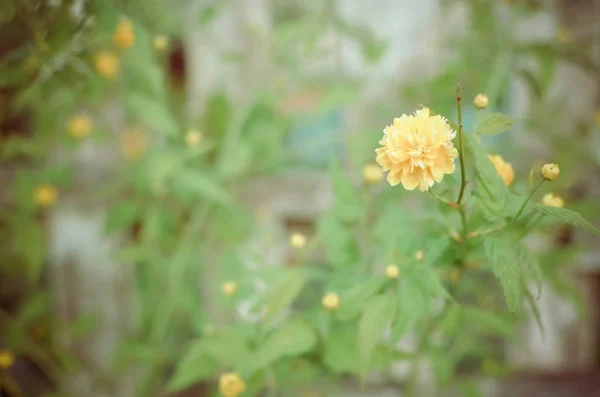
[463,307,514,338]
[464,133,507,220]
[243,319,316,377]
[391,275,429,342]
[475,113,514,136]
[323,325,358,374]
[459,380,483,397]
[535,205,600,235]
[105,201,140,234]
[263,269,306,325]
[172,170,232,205]
[357,294,396,381]
[198,5,217,25]
[330,160,364,223]
[336,277,387,321]
[167,340,218,392]
[316,212,358,267]
[484,237,522,312]
[127,94,178,136]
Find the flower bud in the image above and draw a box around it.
[541,163,560,181]
[289,232,307,249]
[488,154,514,186]
[474,93,489,109]
[219,372,246,397]
[0,350,14,369]
[415,250,424,263]
[541,193,564,208]
[321,292,340,310]
[34,184,58,207]
[185,129,203,147]
[221,281,237,296]
[67,114,93,139]
[113,18,135,50]
[385,264,399,279]
[362,163,383,184]
[153,35,169,51]
[95,51,119,79]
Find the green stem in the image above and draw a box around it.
[514,179,545,221]
[456,85,467,205]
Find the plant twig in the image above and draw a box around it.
[456,85,467,205]
[514,179,545,221]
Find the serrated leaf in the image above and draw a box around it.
[464,133,507,220]
[358,294,396,381]
[391,278,428,342]
[316,212,358,267]
[105,201,140,234]
[323,325,358,374]
[127,93,178,136]
[474,113,514,136]
[484,237,522,312]
[263,269,306,325]
[535,205,600,235]
[336,277,387,321]
[167,341,218,392]
[242,319,316,377]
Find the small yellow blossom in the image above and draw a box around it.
[375,107,458,191]
[153,34,169,51]
[362,163,384,184]
[488,154,514,186]
[557,28,571,44]
[0,350,14,369]
[541,163,560,181]
[219,372,246,397]
[120,129,148,160]
[95,51,119,79]
[321,292,340,310]
[113,18,135,50]
[67,114,93,139]
[541,193,564,208]
[385,264,399,279]
[221,281,237,296]
[185,129,203,147]
[34,184,58,207]
[289,232,307,249]
[415,250,424,263]
[474,93,489,109]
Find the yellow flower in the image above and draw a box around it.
[185,129,203,147]
[67,114,93,139]
[321,292,339,310]
[219,372,246,397]
[362,163,383,184]
[0,350,14,369]
[557,28,570,44]
[113,18,135,50]
[385,264,399,279]
[221,281,237,296]
[153,34,169,51]
[375,107,458,191]
[541,193,564,208]
[289,232,307,249]
[120,129,148,160]
[34,184,58,207]
[474,93,489,110]
[415,250,424,262]
[541,163,560,181]
[488,154,514,186]
[95,51,119,79]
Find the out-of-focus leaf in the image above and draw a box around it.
[105,201,140,234]
[535,205,600,235]
[336,277,387,322]
[474,113,514,136]
[484,236,522,312]
[263,269,306,326]
[127,94,178,136]
[172,170,232,205]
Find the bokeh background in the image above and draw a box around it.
[1,0,600,396]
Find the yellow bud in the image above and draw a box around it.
[67,114,93,139]
[362,163,383,184]
[95,51,119,79]
[221,281,237,296]
[321,292,339,310]
[289,232,307,249]
[153,34,169,51]
[120,129,147,160]
[385,264,399,279]
[185,129,203,147]
[474,93,489,110]
[541,193,564,208]
[34,184,58,207]
[0,350,15,369]
[415,250,424,263]
[541,163,560,181]
[219,372,246,397]
[113,18,135,50]
[557,28,570,44]
[488,154,514,186]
